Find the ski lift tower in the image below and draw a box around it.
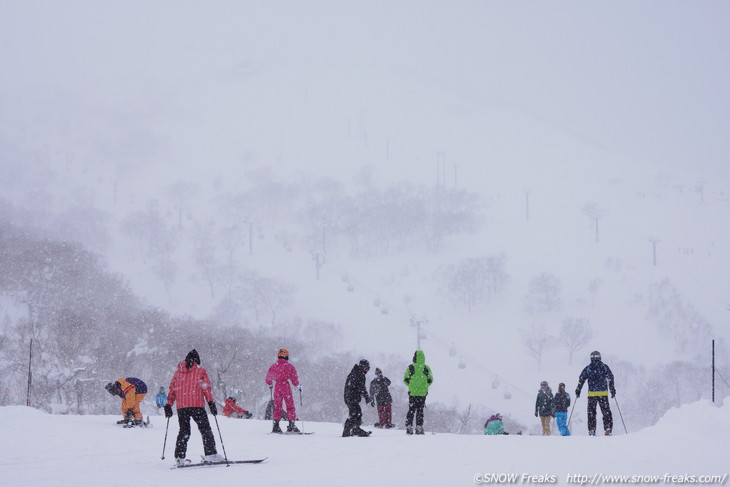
[410,316,428,349]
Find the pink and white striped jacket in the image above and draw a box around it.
[166,361,213,409]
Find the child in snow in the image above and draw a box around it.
[553,383,571,436]
[535,380,554,436]
[484,413,505,435]
[164,349,223,466]
[105,377,147,425]
[369,368,394,428]
[265,348,301,433]
[223,396,253,419]
[155,387,167,411]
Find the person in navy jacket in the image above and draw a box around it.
[575,350,616,436]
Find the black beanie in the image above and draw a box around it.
[185,349,201,369]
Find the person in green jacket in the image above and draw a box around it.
[403,350,433,435]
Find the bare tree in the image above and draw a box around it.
[523,272,562,314]
[520,324,555,370]
[560,317,593,365]
[588,278,602,308]
[439,254,509,313]
[191,221,218,298]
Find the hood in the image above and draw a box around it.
[413,350,426,364]
[177,361,199,373]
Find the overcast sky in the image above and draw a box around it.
[1,1,728,181]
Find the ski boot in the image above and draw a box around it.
[202,453,225,464]
[588,430,596,436]
[176,458,190,467]
[272,420,283,434]
[287,420,300,433]
[605,429,612,436]
[354,427,372,437]
[415,425,425,435]
[406,425,414,435]
[116,419,129,425]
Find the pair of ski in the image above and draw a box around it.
[173,457,267,469]
[119,416,152,428]
[271,431,315,435]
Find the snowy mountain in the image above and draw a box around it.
[1,1,729,433]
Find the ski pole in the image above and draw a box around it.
[212,414,230,466]
[299,387,303,432]
[567,395,578,429]
[613,395,628,434]
[161,417,170,460]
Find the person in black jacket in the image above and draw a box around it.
[369,368,394,428]
[343,359,373,437]
[575,350,616,436]
[535,380,554,436]
[553,383,571,436]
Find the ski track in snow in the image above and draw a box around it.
[1,401,727,487]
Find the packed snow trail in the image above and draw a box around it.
[0,402,728,487]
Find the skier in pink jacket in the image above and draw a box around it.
[265,348,301,433]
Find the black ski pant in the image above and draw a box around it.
[174,407,217,459]
[406,395,426,427]
[343,401,363,435]
[587,396,613,433]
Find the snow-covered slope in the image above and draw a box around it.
[2,401,728,487]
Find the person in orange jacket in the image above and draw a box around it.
[223,396,253,419]
[105,377,148,425]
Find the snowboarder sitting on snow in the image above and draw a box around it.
[553,383,571,436]
[105,377,147,425]
[343,359,374,437]
[223,396,253,419]
[164,349,224,466]
[403,350,433,435]
[155,387,167,411]
[535,380,554,436]
[265,348,301,433]
[369,367,394,428]
[484,413,506,435]
[575,350,615,436]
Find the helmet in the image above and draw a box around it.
[590,350,602,362]
[358,359,370,370]
[278,348,289,360]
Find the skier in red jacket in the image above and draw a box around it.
[223,396,253,419]
[164,349,223,466]
[265,348,301,433]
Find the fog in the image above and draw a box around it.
[1,1,729,434]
